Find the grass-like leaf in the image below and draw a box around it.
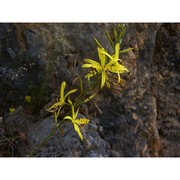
[120,48,133,54]
[105,30,114,49]
[94,37,103,48]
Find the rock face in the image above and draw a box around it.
[0,23,179,157]
[98,24,162,157]
[0,24,50,115]
[151,24,180,156]
[28,116,110,157]
[0,23,112,116]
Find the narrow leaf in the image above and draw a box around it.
[94,37,103,48]
[83,93,96,103]
[85,72,94,80]
[105,30,114,49]
[59,127,64,136]
[78,76,83,94]
[114,43,120,60]
[120,48,133,54]
[64,89,78,100]
[113,27,118,43]
[117,24,126,44]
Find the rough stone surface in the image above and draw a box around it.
[151,24,180,156]
[28,116,110,157]
[0,23,113,116]
[0,23,179,157]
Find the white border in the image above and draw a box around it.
[0,0,179,22]
[0,158,179,180]
[0,1,179,179]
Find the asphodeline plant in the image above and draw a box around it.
[82,24,132,90]
[63,99,90,141]
[47,24,132,141]
[47,80,93,141]
[82,43,129,89]
[9,107,15,113]
[25,95,31,103]
[47,81,78,122]
[29,24,133,156]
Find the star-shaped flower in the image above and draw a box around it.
[63,99,90,141]
[82,43,128,89]
[47,81,77,122]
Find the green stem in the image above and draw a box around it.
[28,120,64,157]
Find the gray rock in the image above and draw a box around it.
[28,116,110,157]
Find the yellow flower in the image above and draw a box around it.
[63,99,90,141]
[47,81,77,122]
[82,43,128,89]
[25,95,31,102]
[9,107,15,113]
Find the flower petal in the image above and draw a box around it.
[83,59,101,70]
[74,118,90,125]
[67,99,76,119]
[60,81,66,102]
[63,115,73,121]
[101,70,106,89]
[82,64,94,68]
[98,49,113,61]
[98,47,106,67]
[117,72,121,83]
[74,123,83,141]
[109,63,128,74]
[106,59,117,68]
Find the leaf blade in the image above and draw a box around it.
[120,48,133,54]
[94,37,103,48]
[83,93,96,103]
[105,30,114,49]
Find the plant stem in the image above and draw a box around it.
[28,120,64,157]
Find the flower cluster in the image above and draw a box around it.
[47,81,77,122]
[82,43,129,89]
[47,81,90,140]
[47,24,132,141]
